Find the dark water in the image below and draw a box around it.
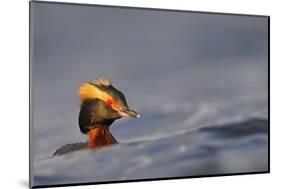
[33,116,268,186]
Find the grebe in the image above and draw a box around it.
[53,77,139,155]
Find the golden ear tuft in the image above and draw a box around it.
[91,77,111,87]
[79,83,97,104]
[79,77,112,104]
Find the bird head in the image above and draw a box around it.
[79,77,140,118]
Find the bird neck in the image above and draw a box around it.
[87,126,118,148]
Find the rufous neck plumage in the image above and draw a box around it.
[87,126,118,148]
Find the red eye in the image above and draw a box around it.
[106,99,113,106]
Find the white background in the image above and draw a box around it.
[0,0,277,188]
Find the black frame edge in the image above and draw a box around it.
[32,171,270,189]
[31,0,269,18]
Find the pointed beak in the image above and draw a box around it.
[119,107,140,118]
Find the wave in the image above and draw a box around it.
[33,117,268,186]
